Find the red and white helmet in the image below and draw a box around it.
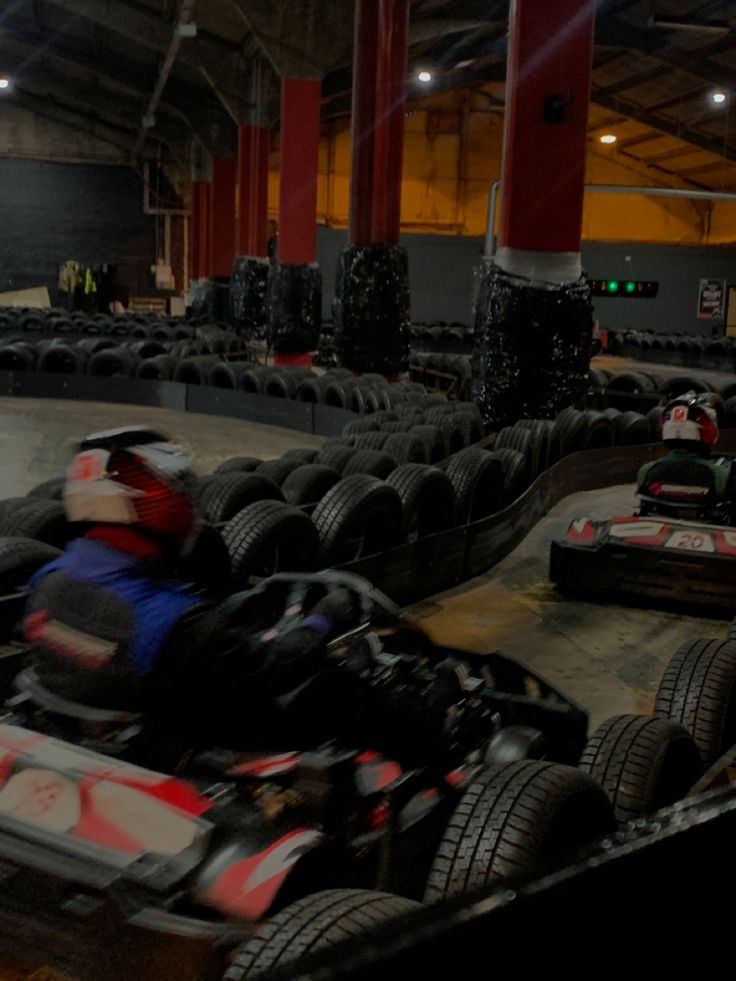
[64,427,197,550]
[659,395,719,448]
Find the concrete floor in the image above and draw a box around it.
[0,396,324,498]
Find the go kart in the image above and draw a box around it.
[550,452,736,610]
[0,571,600,981]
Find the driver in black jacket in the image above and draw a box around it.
[23,427,449,767]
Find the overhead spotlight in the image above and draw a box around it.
[417,70,432,83]
[0,79,9,90]
[599,133,617,144]
[712,91,727,104]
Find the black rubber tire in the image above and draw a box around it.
[214,457,263,475]
[76,338,116,356]
[315,444,357,473]
[295,377,331,403]
[646,405,665,440]
[382,433,427,465]
[176,523,232,598]
[342,450,398,480]
[0,343,37,371]
[312,475,403,564]
[378,421,413,435]
[342,419,379,437]
[424,761,614,902]
[654,638,736,767]
[197,473,283,524]
[487,448,529,502]
[281,447,319,463]
[281,464,342,506]
[581,410,614,450]
[613,410,651,446]
[579,713,703,826]
[410,424,448,464]
[222,500,321,587]
[223,890,421,981]
[386,463,456,538]
[264,370,312,399]
[352,431,390,452]
[0,536,62,594]
[127,339,167,360]
[437,414,471,456]
[173,355,223,385]
[495,426,533,476]
[87,346,139,377]
[208,361,257,389]
[445,447,505,524]
[239,367,274,394]
[255,458,304,487]
[136,354,178,381]
[606,371,658,412]
[0,500,71,548]
[37,343,87,375]
[324,378,357,410]
[658,375,709,398]
[505,422,546,477]
[369,411,400,425]
[26,477,65,501]
[555,407,588,454]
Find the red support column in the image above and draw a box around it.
[209,158,237,277]
[371,0,410,245]
[191,181,211,280]
[278,77,321,265]
[498,0,596,255]
[236,123,270,257]
[348,0,380,246]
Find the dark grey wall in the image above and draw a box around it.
[316,227,736,335]
[0,158,157,303]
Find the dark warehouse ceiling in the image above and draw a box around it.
[2,0,736,189]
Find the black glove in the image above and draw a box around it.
[308,588,360,638]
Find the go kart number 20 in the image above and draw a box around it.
[665,530,715,553]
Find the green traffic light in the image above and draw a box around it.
[625,281,636,293]
[607,280,619,293]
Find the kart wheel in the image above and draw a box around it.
[223,889,421,980]
[579,714,703,826]
[424,760,614,903]
[655,639,736,767]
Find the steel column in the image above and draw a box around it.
[498,0,596,255]
[348,0,380,246]
[277,77,321,265]
[209,158,237,278]
[236,123,270,257]
[371,0,410,245]
[191,180,211,279]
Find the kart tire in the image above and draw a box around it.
[579,713,702,826]
[208,361,257,389]
[658,375,709,398]
[0,343,37,371]
[264,369,313,399]
[516,418,562,469]
[411,424,449,464]
[295,377,330,403]
[424,760,614,902]
[386,463,456,538]
[136,354,178,380]
[223,889,421,980]
[505,421,547,476]
[312,475,403,563]
[581,411,614,450]
[37,343,87,375]
[605,371,657,412]
[555,407,588,454]
[215,457,263,475]
[198,473,284,524]
[495,425,533,474]
[26,477,65,501]
[0,500,70,548]
[655,638,736,767]
[342,450,398,480]
[437,413,471,456]
[0,536,62,594]
[281,464,342,506]
[223,500,321,587]
[445,447,504,524]
[87,346,139,377]
[255,458,304,487]
[173,355,223,385]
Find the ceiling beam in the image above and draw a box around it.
[678,159,735,177]
[592,89,736,163]
[595,64,671,97]
[643,144,707,164]
[616,130,664,150]
[40,0,250,122]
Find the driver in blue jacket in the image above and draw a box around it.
[22,427,449,767]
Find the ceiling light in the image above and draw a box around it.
[712,91,727,104]
[600,133,617,144]
[417,70,432,83]
[0,79,9,90]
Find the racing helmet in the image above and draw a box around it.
[659,394,719,451]
[63,427,197,550]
